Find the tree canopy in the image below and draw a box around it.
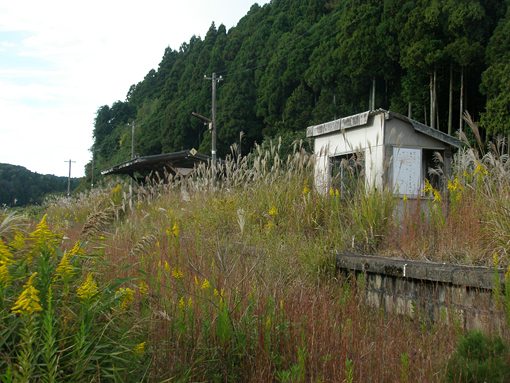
[88,0,510,184]
[0,164,80,207]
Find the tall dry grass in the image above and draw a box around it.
[4,132,510,381]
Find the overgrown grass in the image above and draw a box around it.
[2,134,510,381]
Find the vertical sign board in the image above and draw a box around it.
[392,147,421,197]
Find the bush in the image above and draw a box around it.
[445,330,510,382]
[0,215,148,382]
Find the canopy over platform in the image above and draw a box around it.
[101,150,211,184]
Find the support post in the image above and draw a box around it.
[91,150,96,188]
[64,159,76,196]
[204,73,222,187]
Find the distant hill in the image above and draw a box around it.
[0,163,81,206]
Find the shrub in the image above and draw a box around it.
[0,215,148,382]
[445,330,510,382]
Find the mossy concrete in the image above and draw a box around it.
[336,253,507,331]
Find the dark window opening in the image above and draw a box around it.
[330,152,364,198]
[423,149,444,192]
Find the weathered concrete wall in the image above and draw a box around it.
[336,253,507,331]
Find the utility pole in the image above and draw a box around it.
[130,120,136,193]
[131,120,136,160]
[64,159,76,197]
[204,73,222,187]
[128,120,139,205]
[91,150,96,188]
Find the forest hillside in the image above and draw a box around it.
[88,0,510,182]
[0,163,80,206]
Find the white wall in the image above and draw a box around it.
[313,114,386,193]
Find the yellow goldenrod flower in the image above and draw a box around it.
[447,178,455,191]
[172,267,183,279]
[31,214,52,238]
[303,184,310,194]
[335,189,339,197]
[31,214,56,243]
[0,264,11,288]
[280,300,283,310]
[403,195,408,202]
[201,279,211,290]
[178,296,185,309]
[474,162,488,176]
[329,188,334,196]
[433,189,441,203]
[117,288,135,310]
[268,207,278,216]
[0,239,14,265]
[194,276,199,286]
[493,252,499,266]
[11,272,43,315]
[68,241,86,256]
[54,252,74,280]
[172,222,179,237]
[29,215,61,255]
[139,280,148,296]
[10,231,25,250]
[77,273,98,302]
[422,179,433,194]
[133,342,146,355]
[188,297,193,307]
[111,184,122,194]
[214,288,219,296]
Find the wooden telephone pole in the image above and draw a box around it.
[64,159,76,196]
[204,73,222,187]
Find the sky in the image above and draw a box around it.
[0,0,269,178]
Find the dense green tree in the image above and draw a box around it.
[480,3,510,135]
[87,0,509,180]
[0,164,80,206]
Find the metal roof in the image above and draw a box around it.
[306,109,462,148]
[100,150,212,183]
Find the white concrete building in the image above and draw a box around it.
[306,109,462,197]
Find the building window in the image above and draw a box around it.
[330,152,364,198]
[423,149,444,192]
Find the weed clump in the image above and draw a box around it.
[445,330,510,382]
